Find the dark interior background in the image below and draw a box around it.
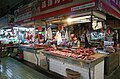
[0,0,33,18]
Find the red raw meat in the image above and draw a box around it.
[61,49,72,53]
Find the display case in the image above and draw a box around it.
[0,26,19,57]
[0,27,19,44]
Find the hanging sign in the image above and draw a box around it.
[14,3,33,23]
[99,0,120,19]
[40,0,73,11]
[71,1,95,12]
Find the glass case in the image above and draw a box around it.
[0,27,19,44]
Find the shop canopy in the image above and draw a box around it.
[14,0,120,24]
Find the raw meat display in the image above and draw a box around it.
[21,44,34,48]
[35,44,48,48]
[44,47,95,60]
[44,47,55,51]
[61,49,72,53]
[74,47,94,55]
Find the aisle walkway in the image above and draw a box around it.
[0,57,51,79]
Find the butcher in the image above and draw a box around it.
[72,35,80,48]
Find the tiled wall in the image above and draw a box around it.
[49,58,104,79]
[23,51,48,70]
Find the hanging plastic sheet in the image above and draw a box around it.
[65,29,69,41]
[44,28,47,41]
[55,31,62,45]
[47,26,52,39]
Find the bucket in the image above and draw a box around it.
[66,69,81,79]
[18,53,23,60]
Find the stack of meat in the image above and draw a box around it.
[22,44,34,48]
[35,44,48,48]
[74,47,95,60]
[44,47,95,60]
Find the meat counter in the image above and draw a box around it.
[19,44,48,70]
[40,48,106,79]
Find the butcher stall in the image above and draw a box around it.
[40,47,106,79]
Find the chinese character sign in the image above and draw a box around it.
[40,0,73,11]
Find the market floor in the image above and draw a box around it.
[0,57,51,79]
[1,57,120,79]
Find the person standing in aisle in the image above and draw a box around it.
[84,31,90,48]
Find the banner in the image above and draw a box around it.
[40,0,73,11]
[71,1,95,12]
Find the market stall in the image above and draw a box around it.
[40,47,105,79]
[0,26,19,57]
[28,9,107,79]
[33,1,119,79]
[13,2,51,69]
[16,21,49,69]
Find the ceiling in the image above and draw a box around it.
[0,0,23,8]
[0,0,23,17]
[0,0,33,18]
